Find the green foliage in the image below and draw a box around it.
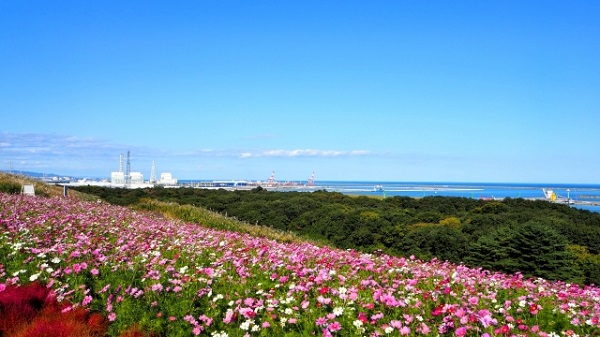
[0,181,21,194]
[474,201,509,214]
[439,216,461,228]
[401,224,468,263]
[466,222,583,283]
[567,244,600,285]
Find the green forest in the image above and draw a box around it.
[71,185,600,285]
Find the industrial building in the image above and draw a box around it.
[107,152,176,187]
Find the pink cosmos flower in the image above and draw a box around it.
[223,310,235,324]
[390,320,402,329]
[82,295,92,306]
[328,321,341,331]
[455,326,467,336]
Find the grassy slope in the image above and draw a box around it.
[0,172,317,245]
[0,173,96,200]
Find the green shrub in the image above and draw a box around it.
[0,181,21,194]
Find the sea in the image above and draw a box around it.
[316,181,600,213]
[180,180,600,213]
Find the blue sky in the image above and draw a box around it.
[1,1,599,183]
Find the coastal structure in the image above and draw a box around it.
[110,152,146,187]
[69,151,176,188]
[159,173,177,186]
[188,171,315,191]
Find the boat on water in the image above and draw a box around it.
[373,184,384,192]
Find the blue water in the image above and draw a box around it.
[314,181,600,213]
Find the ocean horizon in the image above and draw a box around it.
[178,179,600,213]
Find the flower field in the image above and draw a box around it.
[1,193,599,336]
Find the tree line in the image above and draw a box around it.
[71,185,600,285]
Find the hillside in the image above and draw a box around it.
[0,172,95,200]
[73,185,600,285]
[1,189,600,336]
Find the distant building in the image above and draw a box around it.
[110,172,126,185]
[106,152,176,188]
[130,172,144,184]
[159,173,177,186]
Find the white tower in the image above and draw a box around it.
[119,153,124,173]
[125,151,131,185]
[150,161,156,183]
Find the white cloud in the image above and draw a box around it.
[1,133,374,161]
[0,132,128,157]
[0,132,379,177]
[239,149,373,158]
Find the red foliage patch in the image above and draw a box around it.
[0,282,105,337]
[118,324,158,337]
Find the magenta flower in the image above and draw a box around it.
[328,321,341,331]
[455,326,467,336]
